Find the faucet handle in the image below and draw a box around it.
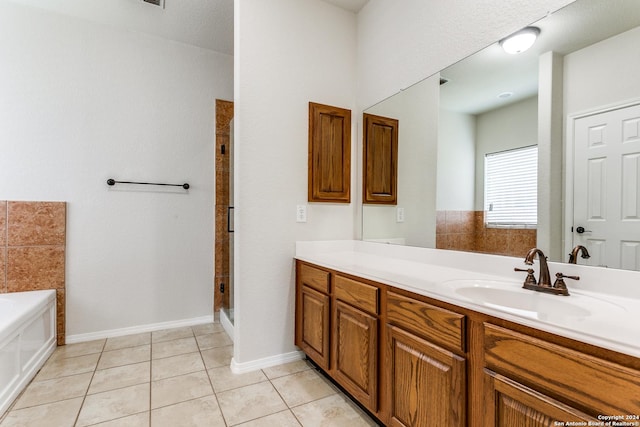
[552,272,579,296]
[514,267,537,286]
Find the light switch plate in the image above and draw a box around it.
[296,205,307,223]
[396,207,405,223]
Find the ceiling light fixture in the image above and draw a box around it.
[499,27,540,54]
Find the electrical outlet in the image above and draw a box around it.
[296,205,307,223]
[396,207,405,223]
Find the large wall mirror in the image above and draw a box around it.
[362,0,640,270]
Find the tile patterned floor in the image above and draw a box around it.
[0,324,379,426]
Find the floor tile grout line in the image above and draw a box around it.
[266,370,339,411]
[8,374,93,412]
[81,410,149,427]
[195,325,230,427]
[72,339,106,427]
[266,373,295,416]
[2,324,374,426]
[0,325,228,426]
[148,337,152,426]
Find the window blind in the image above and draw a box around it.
[484,145,537,227]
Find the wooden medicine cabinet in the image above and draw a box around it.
[308,102,351,203]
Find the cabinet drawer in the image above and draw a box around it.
[484,323,640,415]
[334,275,379,314]
[386,291,465,353]
[298,263,330,294]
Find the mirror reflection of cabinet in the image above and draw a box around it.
[363,113,398,205]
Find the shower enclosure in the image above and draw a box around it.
[221,119,234,327]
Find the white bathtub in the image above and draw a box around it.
[0,290,56,415]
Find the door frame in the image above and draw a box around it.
[563,97,640,260]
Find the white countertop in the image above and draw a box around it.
[295,240,640,359]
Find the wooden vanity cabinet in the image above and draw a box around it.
[385,291,466,427]
[483,370,596,426]
[295,263,331,370]
[482,323,640,425]
[295,260,640,427]
[332,275,380,412]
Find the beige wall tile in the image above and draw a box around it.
[7,201,66,246]
[6,246,65,291]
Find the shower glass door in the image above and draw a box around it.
[222,119,234,324]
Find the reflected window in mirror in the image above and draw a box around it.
[484,145,538,228]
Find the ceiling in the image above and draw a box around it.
[440,0,640,115]
[322,0,369,13]
[5,0,368,56]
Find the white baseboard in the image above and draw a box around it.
[219,310,234,342]
[65,315,215,344]
[230,350,305,374]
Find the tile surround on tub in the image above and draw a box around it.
[7,202,66,246]
[6,246,65,292]
[0,201,6,247]
[0,248,5,293]
[0,200,66,345]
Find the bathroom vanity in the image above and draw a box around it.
[294,241,640,427]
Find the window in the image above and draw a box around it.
[484,145,537,227]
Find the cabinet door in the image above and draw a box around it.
[296,285,331,370]
[363,113,399,204]
[483,370,597,427]
[308,102,351,203]
[333,301,378,411]
[386,325,465,427]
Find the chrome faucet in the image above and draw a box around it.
[514,248,576,296]
[568,245,590,264]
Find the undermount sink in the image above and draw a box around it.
[438,279,624,321]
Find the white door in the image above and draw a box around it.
[573,103,640,270]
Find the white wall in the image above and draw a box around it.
[363,76,439,248]
[356,0,575,110]
[564,25,640,116]
[474,96,538,210]
[437,110,476,211]
[0,1,233,337]
[234,0,357,366]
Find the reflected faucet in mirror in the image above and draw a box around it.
[568,245,590,264]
